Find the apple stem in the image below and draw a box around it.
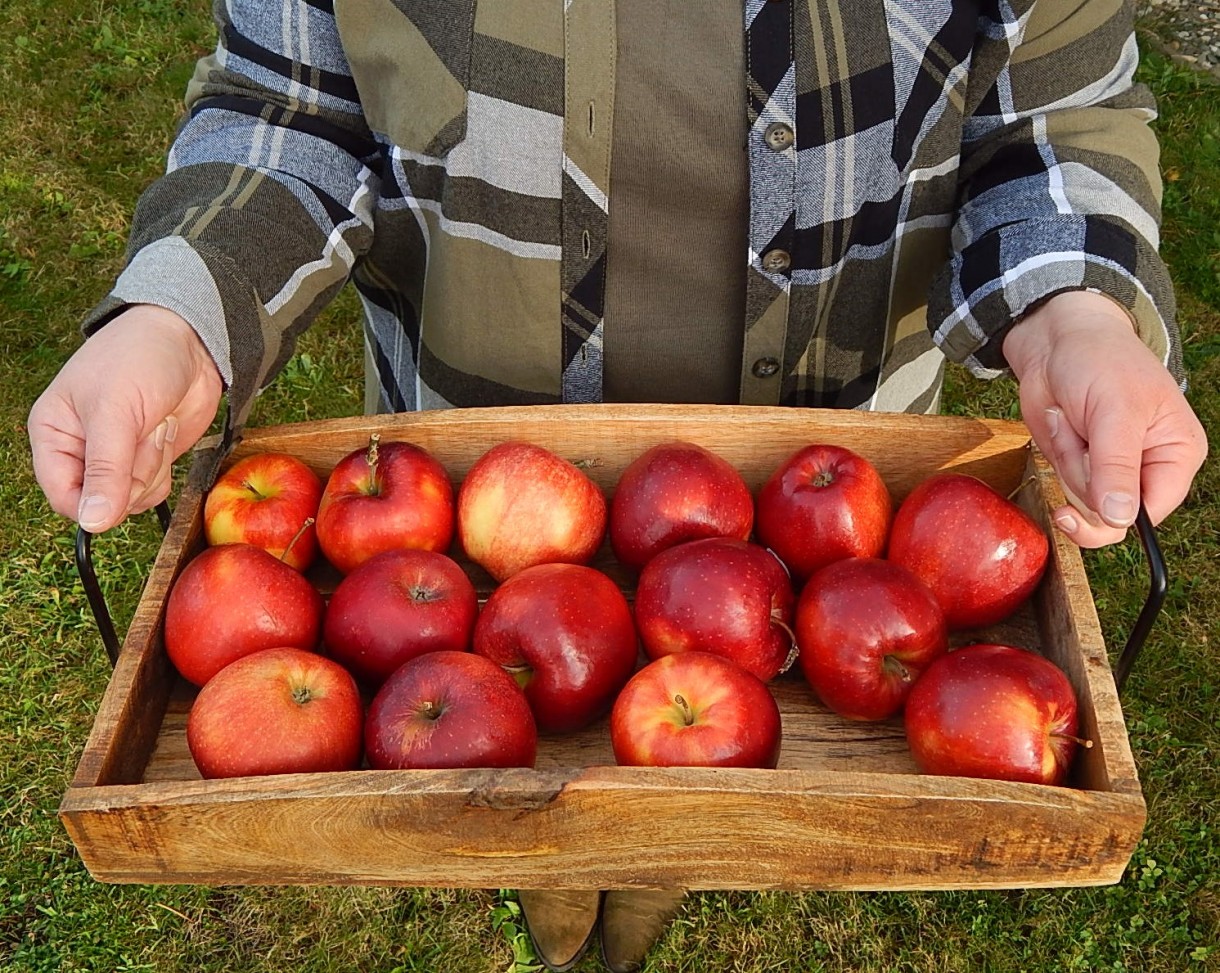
[882,655,913,684]
[1052,731,1094,749]
[1007,475,1037,503]
[280,517,316,563]
[243,479,267,501]
[770,615,800,673]
[366,434,381,490]
[674,693,695,727]
[420,700,441,721]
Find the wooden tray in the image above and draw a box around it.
[60,405,1145,891]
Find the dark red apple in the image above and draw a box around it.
[457,441,606,582]
[323,549,478,688]
[316,435,454,575]
[364,650,537,770]
[204,451,323,571]
[609,440,754,570]
[903,643,1087,785]
[164,544,324,687]
[755,443,892,580]
[187,647,363,778]
[610,652,782,768]
[887,473,1049,630]
[472,563,637,733]
[795,557,947,720]
[633,538,795,682]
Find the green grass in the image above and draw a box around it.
[2,7,1217,971]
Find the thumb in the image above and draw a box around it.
[77,408,142,533]
[1083,408,1142,530]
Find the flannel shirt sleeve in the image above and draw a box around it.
[82,0,381,431]
[927,0,1184,387]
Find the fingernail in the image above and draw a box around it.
[1102,492,1137,528]
[153,416,179,451]
[1044,408,1061,437]
[78,495,113,531]
[1082,452,1091,485]
[1055,511,1078,534]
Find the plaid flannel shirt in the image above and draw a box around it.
[86,0,1183,431]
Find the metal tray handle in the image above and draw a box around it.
[75,501,171,666]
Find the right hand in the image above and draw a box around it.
[29,304,224,533]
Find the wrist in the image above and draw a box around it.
[1002,290,1137,380]
[111,304,222,384]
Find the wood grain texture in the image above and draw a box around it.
[60,405,1146,891]
[60,767,1144,890]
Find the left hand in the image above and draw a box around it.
[1002,290,1207,548]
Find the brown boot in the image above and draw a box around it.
[599,889,687,973]
[516,889,602,972]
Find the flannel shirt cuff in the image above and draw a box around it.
[927,215,1182,386]
[81,235,266,432]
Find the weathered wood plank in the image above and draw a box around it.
[60,767,1145,890]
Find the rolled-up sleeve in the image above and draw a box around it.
[927,0,1183,387]
[83,0,382,429]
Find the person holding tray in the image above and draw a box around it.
[27,1,1207,971]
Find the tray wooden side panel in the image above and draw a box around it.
[59,767,1146,890]
[1022,454,1143,802]
[223,406,1035,499]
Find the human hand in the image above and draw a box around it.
[1003,290,1207,548]
[29,304,224,533]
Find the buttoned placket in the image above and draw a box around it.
[560,0,616,403]
[740,0,796,405]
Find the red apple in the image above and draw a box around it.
[204,452,322,571]
[633,538,795,682]
[903,643,1086,785]
[323,549,478,688]
[609,441,754,570]
[610,652,782,768]
[457,441,606,582]
[165,544,324,687]
[755,443,892,581]
[887,473,1049,630]
[795,557,947,721]
[187,647,363,778]
[473,563,637,733]
[316,435,454,575]
[364,650,537,770]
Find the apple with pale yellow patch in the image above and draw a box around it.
[204,451,323,571]
[187,646,363,778]
[457,441,606,582]
[316,435,454,575]
[610,652,782,768]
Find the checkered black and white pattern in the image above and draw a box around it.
[87,0,1181,431]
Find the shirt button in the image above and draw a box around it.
[764,122,794,151]
[761,249,791,273]
[752,357,781,379]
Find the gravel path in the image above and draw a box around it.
[1139,0,1220,74]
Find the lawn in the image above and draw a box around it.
[1,4,1216,972]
